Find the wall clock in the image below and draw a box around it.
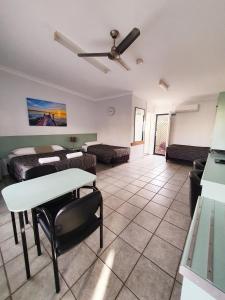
[107,106,116,116]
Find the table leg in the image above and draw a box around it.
[11,212,18,244]
[18,212,30,279]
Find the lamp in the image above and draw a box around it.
[69,136,77,150]
[136,58,144,65]
[159,79,169,91]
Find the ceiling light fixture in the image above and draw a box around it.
[54,31,110,74]
[136,58,143,65]
[159,79,169,91]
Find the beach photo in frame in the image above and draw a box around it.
[26,98,67,126]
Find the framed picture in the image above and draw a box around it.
[26,98,67,126]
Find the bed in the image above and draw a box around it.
[166,144,210,163]
[85,143,130,165]
[8,147,96,182]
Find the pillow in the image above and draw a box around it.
[51,145,65,151]
[38,156,60,164]
[85,141,101,146]
[35,145,53,154]
[66,152,83,159]
[12,147,36,156]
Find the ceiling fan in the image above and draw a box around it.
[78,28,140,71]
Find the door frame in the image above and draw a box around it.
[153,113,169,156]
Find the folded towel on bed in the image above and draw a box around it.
[38,156,60,164]
[66,152,83,159]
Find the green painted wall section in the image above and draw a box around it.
[0,133,97,158]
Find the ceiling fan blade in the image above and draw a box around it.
[115,58,130,71]
[78,52,109,57]
[116,28,140,55]
[54,31,110,74]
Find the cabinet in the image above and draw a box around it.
[180,91,225,300]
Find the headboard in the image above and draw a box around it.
[0,133,97,158]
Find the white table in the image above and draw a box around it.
[1,168,96,279]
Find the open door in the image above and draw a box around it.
[154,114,169,156]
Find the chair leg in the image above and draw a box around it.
[100,224,103,248]
[51,241,60,293]
[11,212,18,244]
[31,209,42,256]
[24,211,29,224]
[100,198,103,249]
[77,188,80,199]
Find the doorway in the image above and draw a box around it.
[154,114,169,156]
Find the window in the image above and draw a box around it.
[134,107,145,142]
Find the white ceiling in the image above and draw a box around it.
[0,0,225,104]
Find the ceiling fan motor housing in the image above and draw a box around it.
[77,27,140,71]
[110,29,119,39]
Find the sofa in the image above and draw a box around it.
[166,144,210,163]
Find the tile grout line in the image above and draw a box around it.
[0,247,13,299]
[79,160,181,298]
[103,167,189,249]
[97,162,188,299]
[117,164,188,299]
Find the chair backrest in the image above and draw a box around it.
[189,169,203,185]
[54,190,102,236]
[193,159,206,171]
[189,169,203,217]
[26,164,57,180]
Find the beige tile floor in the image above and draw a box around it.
[0,155,192,300]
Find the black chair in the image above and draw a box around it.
[26,165,75,256]
[34,187,103,293]
[26,164,57,179]
[189,169,203,218]
[10,165,59,245]
[193,159,206,171]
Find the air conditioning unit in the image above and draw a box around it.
[175,104,199,113]
[170,104,199,115]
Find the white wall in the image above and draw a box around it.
[95,94,132,147]
[0,70,98,136]
[169,97,217,146]
[1,69,217,155]
[0,70,148,162]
